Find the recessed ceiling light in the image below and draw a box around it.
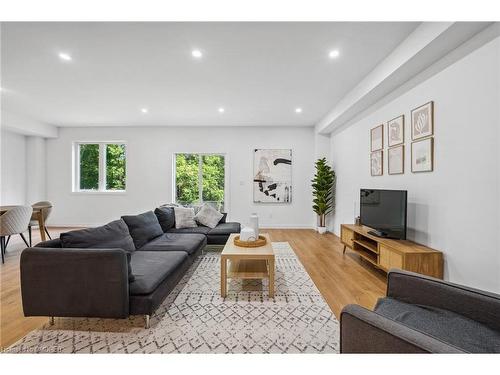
[295,107,303,113]
[58,52,72,61]
[141,108,149,114]
[191,49,203,59]
[218,107,225,113]
[328,49,340,59]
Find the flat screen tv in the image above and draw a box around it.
[360,189,407,240]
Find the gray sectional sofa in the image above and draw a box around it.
[340,269,500,353]
[20,208,240,328]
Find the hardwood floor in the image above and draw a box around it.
[0,227,387,350]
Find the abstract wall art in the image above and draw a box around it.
[371,150,383,176]
[411,101,434,140]
[411,138,434,172]
[370,124,384,151]
[388,145,404,175]
[253,149,292,203]
[388,115,404,147]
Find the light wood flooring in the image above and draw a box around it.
[0,228,387,350]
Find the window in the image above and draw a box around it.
[74,142,126,192]
[174,153,226,210]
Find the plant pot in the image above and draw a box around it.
[317,226,327,234]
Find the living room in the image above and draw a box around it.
[1,0,499,372]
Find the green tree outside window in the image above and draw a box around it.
[175,154,225,210]
[78,143,126,191]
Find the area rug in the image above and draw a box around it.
[7,242,339,353]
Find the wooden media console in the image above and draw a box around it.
[341,224,443,278]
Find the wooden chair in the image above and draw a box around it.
[28,201,53,246]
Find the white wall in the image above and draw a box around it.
[0,129,27,205]
[329,37,500,293]
[26,136,47,204]
[46,126,315,229]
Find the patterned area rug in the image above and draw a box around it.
[7,242,339,353]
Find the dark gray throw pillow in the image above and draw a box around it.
[154,206,175,232]
[60,219,135,282]
[121,211,164,249]
[219,213,227,224]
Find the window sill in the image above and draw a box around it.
[71,190,127,196]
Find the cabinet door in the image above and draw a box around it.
[341,227,354,247]
[379,245,403,271]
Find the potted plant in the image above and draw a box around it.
[311,157,336,234]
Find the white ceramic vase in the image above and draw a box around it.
[317,226,327,234]
[250,213,259,239]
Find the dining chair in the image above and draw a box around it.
[0,205,33,264]
[28,201,53,246]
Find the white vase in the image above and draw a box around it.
[317,226,327,234]
[250,213,259,239]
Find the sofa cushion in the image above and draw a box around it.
[139,233,206,255]
[59,219,135,281]
[154,206,175,232]
[129,251,188,295]
[208,222,241,236]
[173,207,197,229]
[121,211,163,249]
[60,219,135,251]
[219,213,227,223]
[375,297,500,353]
[194,204,224,228]
[167,226,211,235]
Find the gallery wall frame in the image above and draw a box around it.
[370,150,383,176]
[370,124,384,152]
[411,101,434,140]
[387,115,405,147]
[411,137,434,173]
[388,145,405,175]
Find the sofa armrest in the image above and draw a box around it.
[386,269,500,332]
[340,304,464,353]
[21,247,130,319]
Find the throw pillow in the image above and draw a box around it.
[60,219,135,282]
[121,211,164,249]
[154,206,175,232]
[194,204,224,228]
[174,206,198,229]
[60,219,135,251]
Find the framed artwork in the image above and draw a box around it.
[411,138,434,172]
[253,149,292,203]
[370,150,383,176]
[411,101,434,140]
[387,115,404,147]
[370,124,383,151]
[388,145,404,175]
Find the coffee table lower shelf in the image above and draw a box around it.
[227,259,270,279]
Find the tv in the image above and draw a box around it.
[360,189,407,240]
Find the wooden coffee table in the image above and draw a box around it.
[220,233,275,298]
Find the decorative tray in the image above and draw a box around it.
[233,235,267,247]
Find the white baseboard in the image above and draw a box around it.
[260,225,315,229]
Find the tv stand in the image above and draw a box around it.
[341,224,443,278]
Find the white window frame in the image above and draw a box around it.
[172,153,229,210]
[73,141,127,194]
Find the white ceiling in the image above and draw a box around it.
[1,22,419,127]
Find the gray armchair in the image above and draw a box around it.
[340,269,500,353]
[0,205,33,264]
